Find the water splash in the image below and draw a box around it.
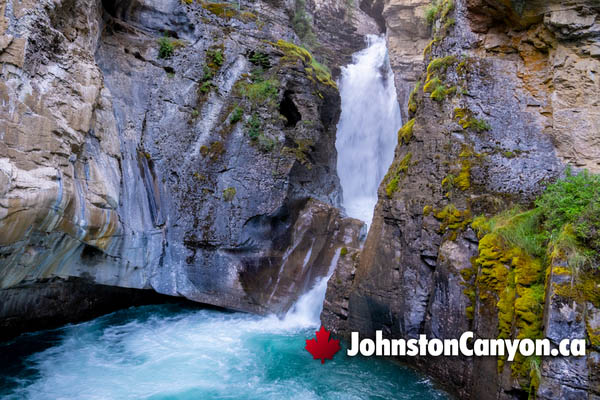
[336,35,402,227]
[1,304,449,400]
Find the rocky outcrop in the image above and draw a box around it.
[0,0,373,333]
[324,0,600,399]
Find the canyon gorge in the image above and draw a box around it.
[1,0,599,398]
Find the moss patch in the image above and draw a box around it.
[223,187,236,202]
[398,119,416,145]
[385,153,412,197]
[275,40,336,89]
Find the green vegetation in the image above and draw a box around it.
[408,81,421,113]
[434,204,472,239]
[421,56,460,102]
[423,77,450,102]
[197,45,225,102]
[426,55,457,81]
[454,108,491,132]
[223,187,236,202]
[385,153,412,197]
[230,106,243,124]
[199,2,257,22]
[246,114,262,140]
[244,113,275,152]
[207,48,224,67]
[398,119,416,145]
[283,139,314,168]
[340,247,348,257]
[292,0,317,46]
[466,169,600,395]
[200,141,225,162]
[424,0,454,26]
[276,40,336,89]
[241,77,279,107]
[249,51,270,69]
[158,35,185,59]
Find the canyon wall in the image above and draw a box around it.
[323,0,600,399]
[0,0,374,330]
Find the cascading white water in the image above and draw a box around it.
[1,37,449,400]
[336,35,403,227]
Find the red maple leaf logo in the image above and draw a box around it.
[305,326,341,364]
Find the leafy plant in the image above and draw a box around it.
[158,35,184,59]
[230,106,243,124]
[249,51,270,69]
[246,114,262,140]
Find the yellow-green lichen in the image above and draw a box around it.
[408,81,421,113]
[275,40,336,89]
[385,152,412,198]
[223,187,236,201]
[398,119,416,145]
[434,205,472,240]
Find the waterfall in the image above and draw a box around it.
[336,35,403,228]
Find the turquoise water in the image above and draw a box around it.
[0,304,449,400]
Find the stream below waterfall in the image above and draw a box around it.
[0,37,448,399]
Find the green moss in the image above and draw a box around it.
[466,171,600,393]
[385,153,412,197]
[207,48,224,67]
[240,78,279,108]
[434,205,472,238]
[453,108,491,132]
[423,38,439,57]
[275,40,336,89]
[340,247,348,257]
[423,76,442,93]
[408,81,421,113]
[245,113,262,140]
[398,119,416,145]
[426,55,457,81]
[283,139,314,169]
[202,2,237,18]
[223,187,236,202]
[423,205,433,216]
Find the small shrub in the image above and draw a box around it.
[246,114,262,139]
[249,51,271,68]
[208,48,224,67]
[158,37,175,59]
[424,1,440,26]
[200,81,213,93]
[230,106,243,124]
[340,247,348,257]
[158,35,184,59]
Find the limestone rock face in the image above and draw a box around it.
[323,0,600,398]
[0,0,372,328]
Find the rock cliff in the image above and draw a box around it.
[323,0,600,399]
[0,0,373,331]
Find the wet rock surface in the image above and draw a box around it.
[0,0,373,333]
[323,0,600,399]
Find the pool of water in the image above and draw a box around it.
[0,304,449,400]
